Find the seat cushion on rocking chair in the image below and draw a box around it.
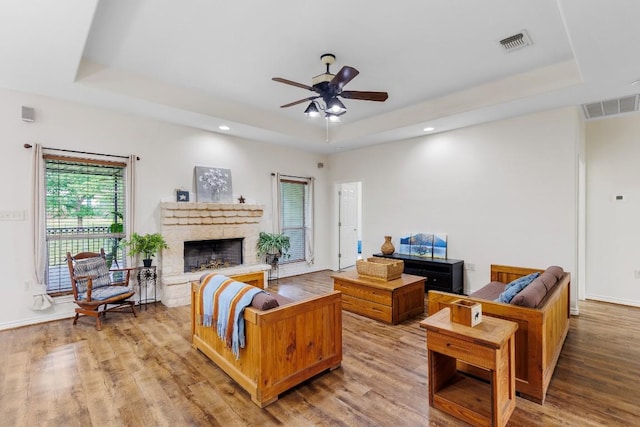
[79,285,132,302]
[73,257,112,293]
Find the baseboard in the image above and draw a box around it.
[0,311,74,331]
[584,294,640,308]
[275,263,327,279]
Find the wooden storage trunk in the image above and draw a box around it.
[356,257,404,281]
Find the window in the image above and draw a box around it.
[279,176,313,263]
[45,156,127,294]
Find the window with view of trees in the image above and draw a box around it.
[45,156,127,294]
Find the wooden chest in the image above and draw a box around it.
[332,271,425,324]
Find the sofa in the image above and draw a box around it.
[427,264,571,404]
[190,271,343,407]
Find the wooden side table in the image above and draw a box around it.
[420,308,518,427]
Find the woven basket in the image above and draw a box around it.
[356,257,404,281]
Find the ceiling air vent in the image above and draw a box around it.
[582,95,640,120]
[499,30,533,52]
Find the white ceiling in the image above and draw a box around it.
[2,0,640,154]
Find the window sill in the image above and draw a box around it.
[52,294,74,304]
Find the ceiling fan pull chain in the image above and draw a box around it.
[325,118,329,143]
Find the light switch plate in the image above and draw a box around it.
[0,210,26,220]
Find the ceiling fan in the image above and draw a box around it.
[272,53,388,121]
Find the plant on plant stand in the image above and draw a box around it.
[121,232,169,267]
[256,232,291,270]
[106,211,124,269]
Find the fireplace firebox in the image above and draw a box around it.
[183,238,243,273]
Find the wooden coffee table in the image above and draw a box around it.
[331,271,425,324]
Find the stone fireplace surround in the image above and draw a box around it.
[159,202,270,307]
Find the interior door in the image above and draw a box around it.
[339,182,359,269]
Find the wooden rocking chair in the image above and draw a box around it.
[66,249,137,330]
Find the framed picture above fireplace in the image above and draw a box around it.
[195,166,233,203]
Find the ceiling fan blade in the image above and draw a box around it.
[280,96,319,108]
[329,66,360,91]
[272,77,314,91]
[341,91,389,102]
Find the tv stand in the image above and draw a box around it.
[373,253,464,294]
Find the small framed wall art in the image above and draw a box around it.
[176,190,189,202]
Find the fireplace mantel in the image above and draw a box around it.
[160,202,264,226]
[159,202,269,307]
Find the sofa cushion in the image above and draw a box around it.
[511,277,548,308]
[495,272,540,303]
[273,293,295,307]
[250,292,295,310]
[251,292,280,310]
[545,265,564,280]
[540,266,564,292]
[79,285,131,302]
[469,281,506,300]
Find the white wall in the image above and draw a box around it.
[0,86,587,329]
[586,114,640,307]
[0,88,330,330]
[329,107,581,311]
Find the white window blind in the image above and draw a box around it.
[280,178,307,263]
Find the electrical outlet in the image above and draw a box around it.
[635,270,640,279]
[465,263,475,271]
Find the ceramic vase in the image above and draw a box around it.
[380,236,395,255]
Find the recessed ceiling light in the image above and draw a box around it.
[423,127,435,132]
[218,125,230,131]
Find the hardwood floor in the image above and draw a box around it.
[1,270,639,426]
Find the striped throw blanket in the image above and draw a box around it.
[199,274,264,359]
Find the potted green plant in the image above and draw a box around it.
[256,232,291,268]
[121,232,169,267]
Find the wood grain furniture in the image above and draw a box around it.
[420,307,518,427]
[66,249,137,330]
[332,271,425,324]
[191,271,343,407]
[373,253,464,294]
[428,264,571,404]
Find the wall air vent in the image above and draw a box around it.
[582,95,640,120]
[499,30,533,52]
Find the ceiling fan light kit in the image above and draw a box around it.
[304,102,320,117]
[272,53,388,121]
[327,98,346,114]
[326,113,341,123]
